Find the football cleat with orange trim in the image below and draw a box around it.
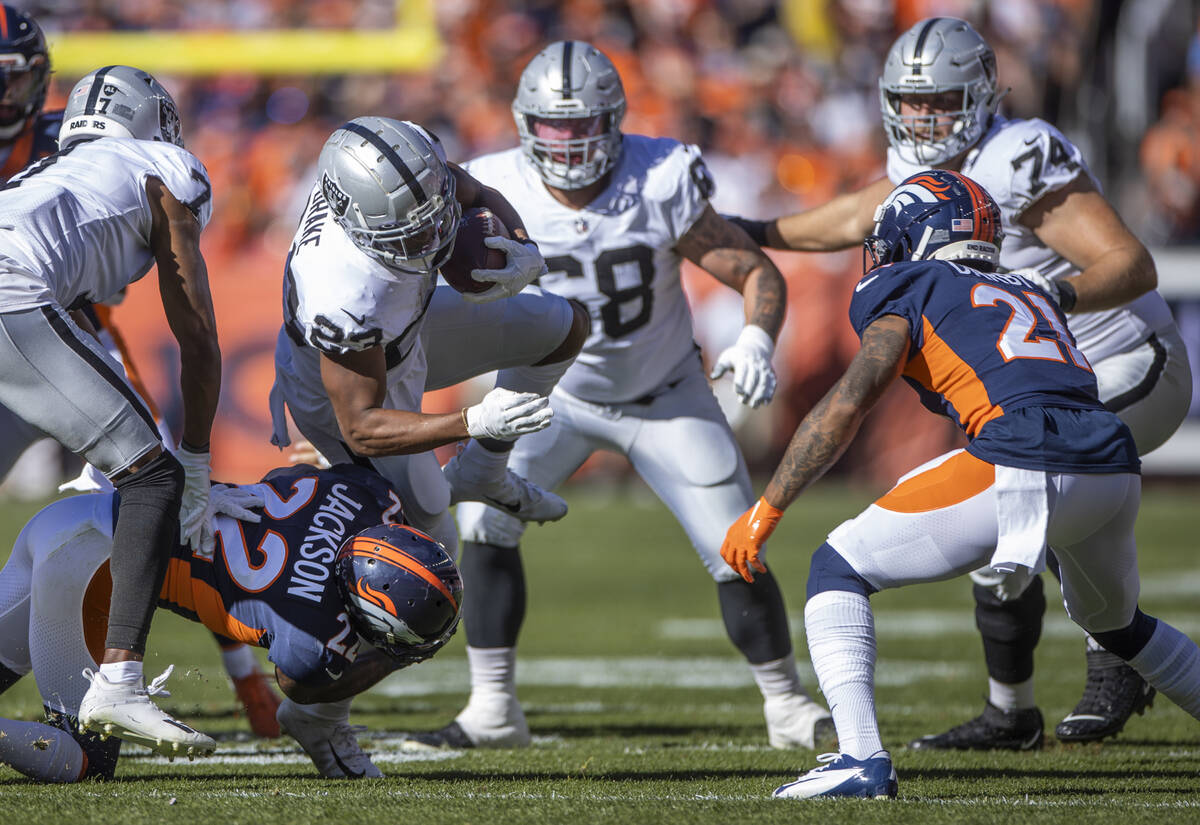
[334,524,463,664]
[232,671,282,739]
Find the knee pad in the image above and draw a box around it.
[973,574,1045,644]
[1090,608,1158,660]
[807,542,875,600]
[457,500,527,548]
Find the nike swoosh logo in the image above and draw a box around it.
[325,667,344,680]
[330,743,364,779]
[343,310,366,325]
[855,275,880,292]
[484,495,524,514]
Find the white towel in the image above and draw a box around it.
[988,464,1050,575]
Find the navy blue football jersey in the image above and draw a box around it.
[158,464,406,687]
[849,259,1139,473]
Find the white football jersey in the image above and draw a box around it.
[888,115,1174,363]
[465,134,712,403]
[0,137,212,311]
[280,121,446,404]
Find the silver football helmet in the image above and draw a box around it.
[879,17,1000,166]
[317,116,460,277]
[59,66,184,149]
[512,40,625,190]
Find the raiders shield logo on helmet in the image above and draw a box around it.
[321,172,350,217]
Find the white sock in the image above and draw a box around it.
[1128,620,1200,718]
[1085,634,1125,669]
[750,653,807,701]
[988,677,1036,711]
[98,660,142,685]
[221,644,260,681]
[467,646,517,698]
[804,590,881,760]
[0,719,86,782]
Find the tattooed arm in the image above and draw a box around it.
[675,204,786,338]
[764,314,910,506]
[721,314,910,581]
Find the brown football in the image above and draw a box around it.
[440,207,510,294]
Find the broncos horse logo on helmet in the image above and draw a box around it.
[864,169,1003,273]
[334,523,463,665]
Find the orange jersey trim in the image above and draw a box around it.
[160,557,265,645]
[877,451,995,513]
[905,316,1004,437]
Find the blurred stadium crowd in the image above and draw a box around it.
[8,0,1200,490]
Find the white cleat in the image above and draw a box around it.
[77,666,215,759]
[773,751,898,799]
[276,699,383,779]
[765,693,837,750]
[443,455,567,523]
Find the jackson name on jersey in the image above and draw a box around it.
[0,136,212,311]
[465,134,714,404]
[888,115,1174,364]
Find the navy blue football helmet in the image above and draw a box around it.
[0,5,48,139]
[334,523,463,664]
[864,169,1003,273]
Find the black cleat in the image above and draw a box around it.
[401,721,476,751]
[909,701,1044,751]
[1055,652,1155,743]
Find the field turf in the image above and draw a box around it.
[1,480,1198,823]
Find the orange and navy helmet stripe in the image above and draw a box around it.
[945,170,998,243]
[348,529,459,608]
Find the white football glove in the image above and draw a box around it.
[177,447,211,553]
[709,325,777,408]
[465,388,553,440]
[191,483,268,559]
[463,238,548,304]
[1012,268,1062,305]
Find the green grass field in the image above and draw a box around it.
[1,480,1199,823]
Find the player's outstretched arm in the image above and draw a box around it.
[147,176,220,451]
[678,206,786,408]
[274,649,403,704]
[320,346,468,456]
[728,176,893,252]
[1020,175,1156,313]
[720,314,909,582]
[320,349,552,455]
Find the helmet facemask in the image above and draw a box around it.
[345,174,461,277]
[0,51,46,138]
[516,111,621,190]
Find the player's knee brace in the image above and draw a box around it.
[974,574,1045,684]
[806,542,875,600]
[460,541,527,648]
[717,571,792,664]
[1090,609,1158,660]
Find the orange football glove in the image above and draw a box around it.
[721,497,784,583]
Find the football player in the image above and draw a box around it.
[722,169,1200,799]
[0,65,222,758]
[0,9,282,739]
[0,463,462,781]
[270,117,589,562]
[424,41,832,751]
[729,17,1191,748]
